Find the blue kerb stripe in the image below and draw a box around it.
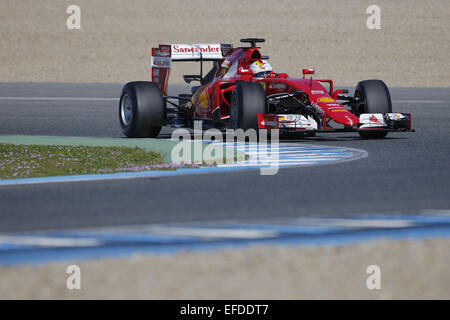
[0,166,259,185]
[1,223,450,266]
[1,213,450,266]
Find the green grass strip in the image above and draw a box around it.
[0,143,201,180]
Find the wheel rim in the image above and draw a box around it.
[120,94,133,127]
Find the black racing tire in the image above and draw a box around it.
[119,81,164,138]
[355,79,392,139]
[230,82,267,130]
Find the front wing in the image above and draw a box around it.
[257,113,413,133]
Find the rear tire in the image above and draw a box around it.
[230,82,267,130]
[355,79,392,139]
[119,81,164,138]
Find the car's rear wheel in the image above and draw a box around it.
[119,81,164,138]
[230,82,267,130]
[355,79,392,139]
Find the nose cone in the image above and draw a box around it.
[323,107,360,126]
[312,96,360,127]
[341,114,360,126]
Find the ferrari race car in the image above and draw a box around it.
[119,38,412,139]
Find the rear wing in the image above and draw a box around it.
[151,43,232,95]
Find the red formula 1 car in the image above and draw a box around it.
[119,38,412,139]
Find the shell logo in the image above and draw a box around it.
[199,90,209,109]
[318,97,335,103]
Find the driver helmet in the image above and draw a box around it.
[249,59,272,78]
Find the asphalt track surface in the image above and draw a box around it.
[0,83,449,233]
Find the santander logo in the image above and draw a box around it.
[173,45,220,53]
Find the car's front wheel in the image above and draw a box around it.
[355,79,392,139]
[229,82,267,130]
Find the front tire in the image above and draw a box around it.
[230,82,267,130]
[119,81,164,138]
[355,79,392,139]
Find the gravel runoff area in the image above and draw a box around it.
[0,0,449,87]
[1,238,449,299]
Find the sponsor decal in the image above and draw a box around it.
[359,113,386,128]
[269,82,286,89]
[261,120,278,127]
[310,101,325,117]
[331,109,348,112]
[278,114,318,130]
[172,44,220,54]
[386,113,406,120]
[318,97,336,103]
[327,104,341,107]
[259,115,279,129]
[268,93,292,100]
[369,115,382,123]
[171,44,223,61]
[311,90,324,95]
[151,56,171,68]
[199,90,209,109]
[152,45,171,58]
[155,49,170,57]
[221,60,231,68]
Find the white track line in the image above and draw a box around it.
[291,218,415,228]
[0,97,446,104]
[392,100,445,103]
[0,235,103,247]
[0,97,118,101]
[148,227,278,239]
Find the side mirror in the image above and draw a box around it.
[237,67,253,76]
[302,68,315,76]
[331,89,351,100]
